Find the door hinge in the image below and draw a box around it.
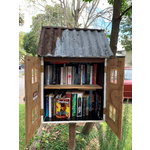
[40,109,43,116]
[103,108,106,114]
[104,66,107,73]
[41,65,44,73]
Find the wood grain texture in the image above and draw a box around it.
[44,84,102,90]
[25,55,41,145]
[82,122,95,135]
[106,58,125,141]
[69,123,76,150]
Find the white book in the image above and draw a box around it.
[63,64,66,84]
[68,66,72,85]
[72,66,75,85]
[45,65,50,85]
[90,66,93,84]
[81,65,83,85]
[77,93,83,117]
[66,66,68,85]
[61,67,63,85]
[49,94,54,117]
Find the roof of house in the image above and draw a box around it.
[37,26,113,58]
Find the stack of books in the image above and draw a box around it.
[44,90,101,120]
[44,63,97,85]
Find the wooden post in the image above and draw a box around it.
[69,123,76,150]
[82,122,95,135]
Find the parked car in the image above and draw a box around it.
[19,64,21,69]
[124,67,132,99]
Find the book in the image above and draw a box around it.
[68,66,72,85]
[44,95,49,118]
[65,92,72,118]
[85,94,90,116]
[74,66,76,84]
[78,64,81,85]
[49,93,54,118]
[45,65,50,85]
[71,93,77,118]
[56,98,70,119]
[82,95,86,117]
[83,65,85,84]
[85,64,87,84]
[60,67,63,85]
[66,66,68,85]
[81,65,83,85]
[49,65,52,84]
[90,66,93,85]
[52,64,57,84]
[87,64,90,84]
[97,94,101,118]
[93,64,97,84]
[72,66,75,85]
[56,65,60,84]
[92,93,94,113]
[77,92,83,117]
[63,64,66,85]
[89,91,93,116]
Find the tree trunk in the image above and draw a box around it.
[69,123,76,150]
[110,0,122,58]
[82,122,95,135]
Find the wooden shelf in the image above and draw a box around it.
[44,84,102,90]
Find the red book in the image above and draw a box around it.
[93,64,97,84]
[65,92,72,118]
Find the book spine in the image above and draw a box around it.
[72,94,77,117]
[49,65,52,84]
[56,66,59,84]
[65,93,72,118]
[92,93,94,112]
[66,66,68,85]
[86,96,89,116]
[87,64,90,84]
[45,65,50,85]
[93,64,97,84]
[78,64,81,84]
[60,67,63,85]
[63,64,66,84]
[82,97,86,117]
[77,93,83,117]
[74,67,76,84]
[81,65,83,85]
[44,95,49,117]
[49,95,52,117]
[89,91,93,116]
[68,66,72,85]
[83,65,85,84]
[72,66,75,85]
[52,96,54,117]
[52,64,56,84]
[90,66,93,85]
[53,97,56,117]
[97,95,101,118]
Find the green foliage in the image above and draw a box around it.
[19,6,24,26]
[82,0,93,3]
[98,99,132,150]
[120,16,132,51]
[19,32,26,61]
[23,31,38,57]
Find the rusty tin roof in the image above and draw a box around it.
[37,26,113,58]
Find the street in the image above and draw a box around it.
[19,69,25,104]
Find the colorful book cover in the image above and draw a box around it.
[83,65,85,84]
[52,64,57,84]
[77,93,83,117]
[68,66,72,85]
[89,91,93,116]
[56,98,70,119]
[93,64,97,84]
[71,93,77,118]
[65,92,72,118]
[90,66,93,85]
[82,95,86,117]
[60,67,63,85]
[78,64,81,85]
[85,94,90,116]
[74,66,76,84]
[81,65,83,85]
[49,93,54,118]
[63,64,66,85]
[44,95,49,117]
[87,64,90,84]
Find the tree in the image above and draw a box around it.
[19,6,24,26]
[23,31,38,57]
[19,32,26,62]
[120,15,132,51]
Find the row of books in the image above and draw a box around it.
[44,90,102,120]
[44,63,97,85]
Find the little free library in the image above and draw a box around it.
[25,26,125,145]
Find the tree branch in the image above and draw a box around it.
[119,5,132,19]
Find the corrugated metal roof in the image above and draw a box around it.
[37,26,113,58]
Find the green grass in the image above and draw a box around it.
[22,73,25,75]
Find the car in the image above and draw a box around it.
[124,67,132,100]
[19,64,21,69]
